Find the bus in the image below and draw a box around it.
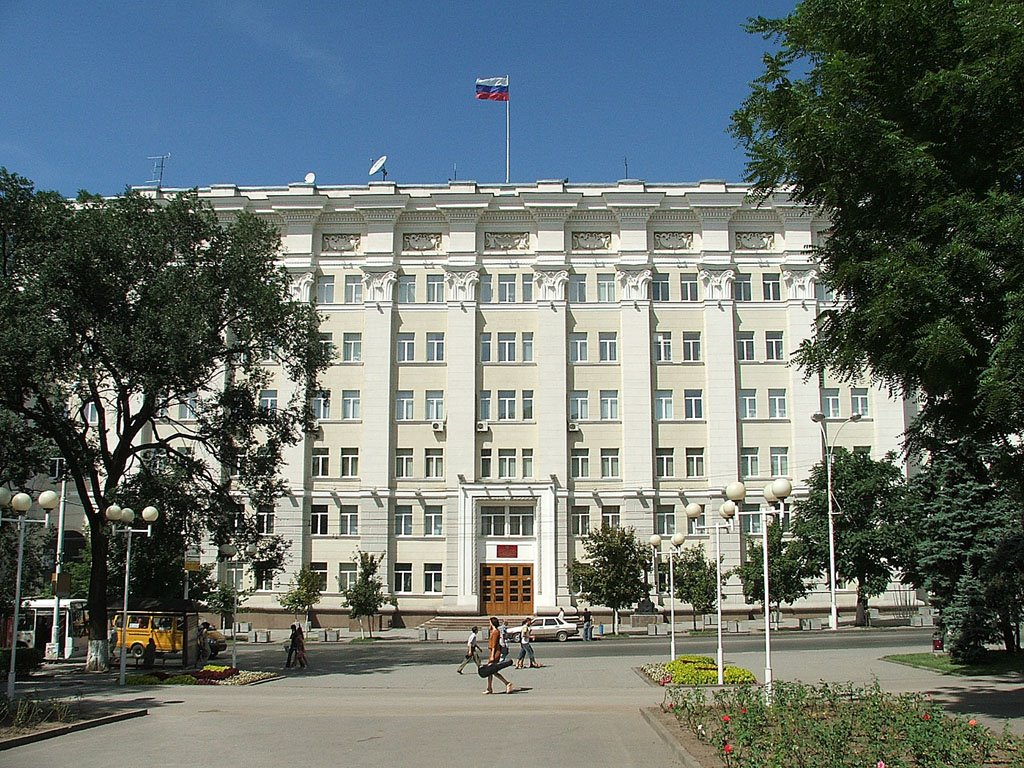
[14,598,89,659]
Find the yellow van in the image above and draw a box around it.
[111,611,226,659]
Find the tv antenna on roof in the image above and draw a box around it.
[147,153,171,187]
[369,154,388,181]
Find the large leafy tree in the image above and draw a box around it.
[731,1,1024,448]
[791,449,907,626]
[674,543,720,630]
[0,169,327,669]
[731,520,814,621]
[569,525,650,634]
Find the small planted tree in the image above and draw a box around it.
[569,525,650,634]
[278,567,323,628]
[674,544,720,630]
[205,581,253,630]
[732,520,813,625]
[341,552,392,638]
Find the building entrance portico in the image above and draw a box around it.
[481,562,534,615]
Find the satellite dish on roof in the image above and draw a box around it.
[304,172,316,184]
[369,155,388,181]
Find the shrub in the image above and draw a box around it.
[641,655,757,686]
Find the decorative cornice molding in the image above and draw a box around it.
[652,231,694,250]
[399,212,446,224]
[616,268,653,300]
[699,267,736,300]
[318,212,365,225]
[533,269,570,301]
[735,231,776,250]
[483,232,530,251]
[444,269,480,302]
[362,270,398,302]
[650,210,698,223]
[402,232,443,252]
[567,211,616,223]
[321,233,361,253]
[782,267,818,299]
[480,211,534,224]
[691,206,737,221]
[733,210,780,223]
[571,231,612,250]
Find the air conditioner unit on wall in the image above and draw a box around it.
[431,420,445,432]
[475,420,489,432]
[567,422,580,432]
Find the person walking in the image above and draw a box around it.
[499,619,510,662]
[515,617,542,668]
[582,608,593,642]
[484,616,514,694]
[293,624,308,669]
[285,623,299,668]
[457,626,481,673]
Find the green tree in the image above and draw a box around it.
[205,580,253,630]
[731,520,814,622]
[278,567,323,627]
[569,525,650,634]
[341,551,392,638]
[791,449,907,626]
[0,169,327,670]
[674,543,720,630]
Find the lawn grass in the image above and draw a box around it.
[349,637,378,644]
[883,651,1024,676]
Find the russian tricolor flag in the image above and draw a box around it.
[475,76,509,101]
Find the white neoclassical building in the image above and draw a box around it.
[159,178,913,626]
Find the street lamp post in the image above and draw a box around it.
[760,477,792,698]
[649,531,686,661]
[0,487,59,700]
[107,503,160,687]
[48,470,69,660]
[219,542,257,669]
[811,411,863,631]
[691,499,736,686]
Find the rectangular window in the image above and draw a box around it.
[481,505,505,536]
[394,563,412,593]
[426,274,445,303]
[600,448,620,478]
[341,390,360,420]
[425,448,444,478]
[342,332,362,362]
[259,389,278,412]
[395,449,413,478]
[521,274,533,303]
[344,275,363,304]
[480,448,492,478]
[497,390,516,420]
[338,563,357,592]
[394,505,413,536]
[740,448,759,479]
[737,332,755,361]
[426,332,445,362]
[315,275,334,304]
[763,274,781,301]
[478,390,492,421]
[571,448,589,478]
[424,506,443,536]
[479,333,492,362]
[568,274,587,303]
[397,275,416,303]
[680,273,699,302]
[655,505,674,536]
[311,504,329,535]
[600,390,619,420]
[177,394,196,421]
[770,447,789,477]
[255,572,275,591]
[318,332,334,359]
[311,389,331,420]
[598,332,618,362]
[425,391,445,420]
[851,387,869,417]
[497,332,516,362]
[684,389,704,419]
[569,333,588,363]
[521,390,534,420]
[766,331,785,361]
[256,506,275,534]
[571,506,590,536]
[339,505,358,535]
[601,506,620,529]
[310,562,328,592]
[822,388,840,419]
[682,331,702,362]
[656,448,674,478]
[687,505,706,536]
[597,273,616,302]
[339,449,359,477]
[768,389,788,419]
[509,507,534,536]
[396,333,415,362]
[395,391,414,421]
[497,274,516,303]
[312,448,330,478]
[424,563,442,593]
[655,390,673,421]
[478,274,493,303]
[521,332,534,362]
[497,449,516,479]
[651,273,669,301]
[521,448,534,478]
[739,389,757,419]
[734,274,752,302]
[653,331,672,362]
[685,448,705,478]
[569,390,589,421]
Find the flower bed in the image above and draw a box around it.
[125,664,277,686]
[664,680,1023,767]
[641,655,757,686]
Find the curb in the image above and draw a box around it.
[639,707,706,768]
[0,708,147,750]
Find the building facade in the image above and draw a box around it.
[177,178,912,623]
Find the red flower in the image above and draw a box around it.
[922,713,931,721]
[740,708,747,715]
[968,719,977,727]
[722,714,731,723]
[724,743,733,755]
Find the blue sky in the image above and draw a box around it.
[2,2,796,197]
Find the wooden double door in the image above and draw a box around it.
[481,563,533,616]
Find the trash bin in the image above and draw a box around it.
[647,623,658,636]
[932,631,944,652]
[597,624,604,636]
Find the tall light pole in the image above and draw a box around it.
[107,503,160,687]
[649,530,686,661]
[811,411,862,631]
[48,468,69,660]
[1,487,59,700]
[690,500,735,686]
[760,477,792,698]
[219,542,257,669]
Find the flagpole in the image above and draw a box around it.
[505,75,510,184]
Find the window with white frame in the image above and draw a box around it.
[344,275,363,303]
[393,563,412,593]
[176,394,195,421]
[256,505,275,534]
[424,506,443,536]
[522,448,534,478]
[655,505,675,535]
[521,274,533,302]
[768,389,788,419]
[682,331,702,362]
[770,447,789,477]
[339,449,358,477]
[598,332,618,362]
[396,333,415,362]
[497,274,516,303]
[568,274,587,302]
[686,504,706,535]
[481,505,505,535]
[822,388,840,418]
[851,387,869,417]
[766,331,785,361]
[397,275,416,303]
[653,331,672,362]
[395,449,413,478]
[763,273,781,301]
[740,448,759,478]
[259,389,277,412]
[497,390,516,420]
[310,562,328,592]
[426,274,445,303]
[255,572,275,591]
[311,504,329,535]
[318,332,334,360]
[224,561,244,590]
[684,389,704,419]
[425,448,444,478]
[508,506,534,535]
[497,332,516,362]
[600,448,620,478]
[734,274,752,301]
[655,390,674,420]
[739,389,757,419]
[569,390,589,420]
[394,505,413,536]
[569,333,588,363]
[480,448,492,478]
[426,332,445,362]
[478,391,492,420]
[497,449,516,478]
[340,390,360,420]
[311,389,331,420]
[425,391,444,420]
[479,333,492,362]
[571,506,590,536]
[424,563,442,593]
[601,506,620,528]
[656,448,674,478]
[395,391,414,421]
[600,390,619,420]
[342,332,362,362]
[597,273,615,302]
[651,273,669,301]
[312,448,330,478]
[737,332,755,361]
[338,563,357,593]
[478,274,493,303]
[339,505,358,535]
[522,390,534,420]
[685,448,705,478]
[316,275,334,304]
[522,332,534,362]
[680,273,699,301]
[571,448,589,478]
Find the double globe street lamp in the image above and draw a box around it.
[689,494,739,687]
[760,477,792,697]
[649,530,686,661]
[219,542,257,668]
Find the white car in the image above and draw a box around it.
[506,616,579,643]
